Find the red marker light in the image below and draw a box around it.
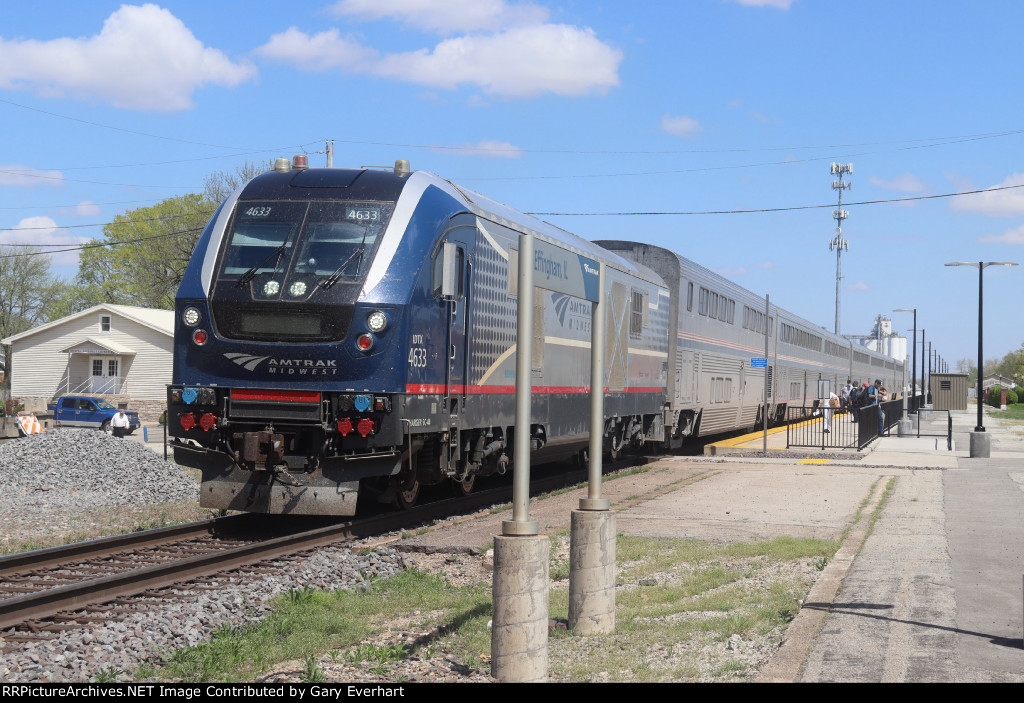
[179,413,196,431]
[199,413,217,431]
[356,334,374,351]
[193,329,208,345]
[357,418,374,437]
[337,418,353,436]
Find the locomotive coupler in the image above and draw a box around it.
[235,431,285,471]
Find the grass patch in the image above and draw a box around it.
[145,569,492,682]
[991,404,1024,420]
[121,533,835,684]
[549,534,837,682]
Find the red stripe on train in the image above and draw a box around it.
[404,384,664,395]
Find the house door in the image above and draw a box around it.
[90,356,120,393]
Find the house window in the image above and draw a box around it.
[93,359,103,376]
[99,315,111,332]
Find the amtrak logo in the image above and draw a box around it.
[223,352,339,376]
[552,293,592,329]
[224,353,270,371]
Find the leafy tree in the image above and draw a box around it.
[62,161,273,313]
[0,246,62,389]
[70,193,216,311]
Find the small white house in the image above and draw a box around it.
[1,304,174,412]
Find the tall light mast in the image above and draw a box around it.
[829,162,852,334]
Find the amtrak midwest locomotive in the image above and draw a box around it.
[168,157,903,516]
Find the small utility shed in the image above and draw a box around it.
[1,304,174,413]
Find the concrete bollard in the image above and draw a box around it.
[491,534,549,682]
[969,431,991,458]
[897,418,912,437]
[568,509,616,635]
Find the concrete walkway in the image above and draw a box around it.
[783,406,1024,681]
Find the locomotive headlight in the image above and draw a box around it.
[289,280,307,297]
[366,310,388,333]
[263,280,280,296]
[182,306,201,327]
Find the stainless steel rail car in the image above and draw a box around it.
[595,241,904,447]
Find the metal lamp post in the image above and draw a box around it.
[945,261,1019,457]
[893,308,917,412]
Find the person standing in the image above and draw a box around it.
[112,408,131,438]
[824,391,840,434]
[870,379,885,436]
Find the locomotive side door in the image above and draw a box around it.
[438,218,476,465]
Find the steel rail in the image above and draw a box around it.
[0,472,583,631]
[0,514,260,579]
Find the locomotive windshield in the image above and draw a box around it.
[208,198,395,342]
[218,200,394,291]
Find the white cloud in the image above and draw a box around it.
[254,27,379,72]
[728,0,795,8]
[869,173,927,193]
[0,165,64,188]
[0,217,90,267]
[847,281,870,291]
[755,261,775,269]
[0,4,256,110]
[951,173,1024,216]
[661,114,702,138]
[328,0,549,35]
[67,201,102,217]
[715,266,748,277]
[979,224,1024,245]
[257,17,621,99]
[429,140,525,158]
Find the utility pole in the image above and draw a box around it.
[326,139,334,168]
[829,163,852,335]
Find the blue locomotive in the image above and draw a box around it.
[168,158,669,515]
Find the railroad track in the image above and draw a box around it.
[0,466,598,648]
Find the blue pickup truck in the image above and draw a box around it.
[50,396,141,434]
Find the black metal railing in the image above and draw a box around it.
[913,408,953,450]
[786,398,904,450]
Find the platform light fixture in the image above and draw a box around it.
[893,308,917,412]
[945,261,1018,433]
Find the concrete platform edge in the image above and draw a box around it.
[756,474,894,682]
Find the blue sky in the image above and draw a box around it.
[2,0,1023,371]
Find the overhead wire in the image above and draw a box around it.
[3,182,1023,257]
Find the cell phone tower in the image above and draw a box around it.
[829,162,852,334]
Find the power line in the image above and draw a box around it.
[0,211,203,234]
[3,181,1023,256]
[0,97,285,150]
[526,182,1024,216]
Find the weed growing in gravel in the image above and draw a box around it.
[301,655,327,683]
[147,569,491,682]
[547,534,838,682]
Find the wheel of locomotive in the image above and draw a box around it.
[395,472,420,510]
[392,452,421,510]
[452,473,475,496]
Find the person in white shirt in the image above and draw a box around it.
[111,409,131,438]
[824,391,840,433]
